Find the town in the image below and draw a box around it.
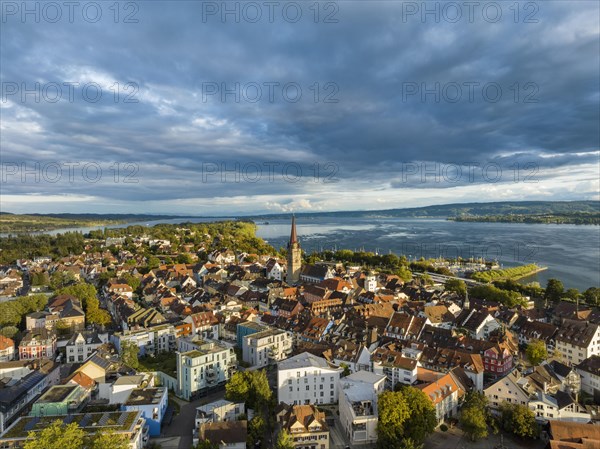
[0,217,599,449]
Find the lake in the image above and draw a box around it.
[255,217,600,291]
[4,216,598,290]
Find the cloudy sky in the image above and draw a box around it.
[1,0,599,215]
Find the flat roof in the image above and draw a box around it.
[125,388,166,406]
[278,352,335,371]
[114,375,144,386]
[37,385,78,403]
[1,411,142,440]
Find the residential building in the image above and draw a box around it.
[111,324,177,357]
[546,420,600,448]
[197,420,247,449]
[122,387,168,436]
[338,371,386,445]
[456,309,501,340]
[417,369,466,425]
[277,352,343,406]
[371,346,419,390]
[484,370,530,410]
[195,399,246,425]
[0,359,60,433]
[65,331,106,363]
[555,320,600,366]
[243,328,293,368]
[280,404,330,449]
[236,321,265,348]
[18,329,56,360]
[528,390,591,423]
[576,355,600,399]
[0,337,15,362]
[176,341,237,401]
[0,411,146,449]
[29,384,88,417]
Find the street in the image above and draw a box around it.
[151,388,228,449]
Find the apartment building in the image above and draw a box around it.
[555,320,600,366]
[338,371,386,445]
[277,352,343,406]
[243,328,292,368]
[176,341,237,401]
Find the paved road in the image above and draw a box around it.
[152,389,227,449]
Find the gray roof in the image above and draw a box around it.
[278,352,334,371]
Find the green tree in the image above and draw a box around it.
[340,363,351,377]
[87,430,129,449]
[225,370,272,411]
[31,271,50,286]
[147,256,161,270]
[49,270,77,290]
[121,273,141,291]
[583,287,600,306]
[0,325,18,339]
[499,403,538,439]
[564,288,580,301]
[120,340,139,369]
[395,266,413,282]
[247,415,266,448]
[23,420,85,449]
[460,392,489,442]
[444,279,467,297]
[545,279,564,303]
[274,429,294,449]
[377,390,409,449]
[399,439,423,449]
[397,386,437,443]
[526,339,548,366]
[194,440,218,449]
[176,253,193,264]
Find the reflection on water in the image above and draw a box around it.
[257,218,600,291]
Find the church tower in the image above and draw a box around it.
[286,215,302,284]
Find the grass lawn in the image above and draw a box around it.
[138,352,177,378]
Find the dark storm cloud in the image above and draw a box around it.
[0,0,598,211]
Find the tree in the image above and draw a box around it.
[247,415,266,448]
[460,392,489,442]
[377,391,409,449]
[50,270,77,290]
[565,288,580,301]
[397,386,437,443]
[583,287,599,306]
[399,439,423,449]
[445,279,467,297]
[545,279,564,303]
[147,256,160,270]
[395,266,413,282]
[121,273,141,292]
[87,430,129,449]
[176,253,193,264]
[340,363,351,377]
[499,403,538,439]
[120,340,139,369]
[225,370,272,411]
[0,325,18,339]
[31,271,50,286]
[23,420,85,449]
[526,339,548,366]
[274,429,294,449]
[194,441,218,449]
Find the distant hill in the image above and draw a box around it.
[249,201,600,220]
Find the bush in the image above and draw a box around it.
[440,424,448,432]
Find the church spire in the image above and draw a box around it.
[286,214,301,284]
[289,214,298,245]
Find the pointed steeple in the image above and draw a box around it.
[289,214,298,246]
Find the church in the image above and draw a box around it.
[286,215,302,285]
